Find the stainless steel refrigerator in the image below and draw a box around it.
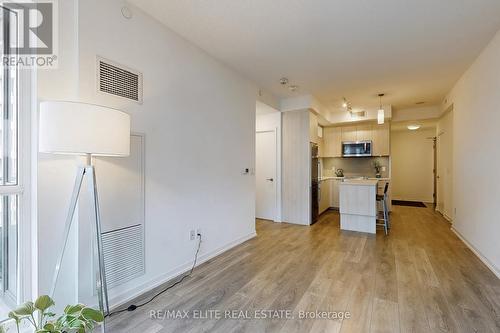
[311,143,319,224]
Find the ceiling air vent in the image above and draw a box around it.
[352,111,366,118]
[97,56,143,103]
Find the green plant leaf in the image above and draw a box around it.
[43,322,55,331]
[35,295,55,312]
[13,301,35,316]
[66,318,85,330]
[8,310,21,322]
[64,304,85,315]
[80,307,104,322]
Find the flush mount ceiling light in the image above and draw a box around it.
[407,124,421,130]
[121,6,133,19]
[377,93,385,125]
[279,77,289,85]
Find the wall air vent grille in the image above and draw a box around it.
[97,57,143,103]
[101,224,145,289]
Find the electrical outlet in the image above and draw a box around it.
[190,230,196,241]
[196,228,202,237]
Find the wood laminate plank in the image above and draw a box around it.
[369,298,400,333]
[393,239,431,333]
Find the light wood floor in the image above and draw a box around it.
[107,205,500,333]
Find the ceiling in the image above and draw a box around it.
[256,101,279,115]
[129,0,500,112]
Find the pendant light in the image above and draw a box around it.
[377,93,385,125]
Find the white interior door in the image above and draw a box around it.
[256,131,277,221]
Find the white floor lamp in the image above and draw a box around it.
[39,101,131,331]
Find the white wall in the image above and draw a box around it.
[256,107,282,222]
[392,106,442,122]
[445,29,500,277]
[436,110,453,219]
[37,0,264,308]
[391,128,435,202]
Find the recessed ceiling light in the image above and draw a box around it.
[407,125,421,130]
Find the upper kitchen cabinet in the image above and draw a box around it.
[356,125,373,141]
[323,127,342,157]
[341,126,357,142]
[309,112,319,144]
[322,122,390,157]
[372,123,390,156]
[317,126,325,157]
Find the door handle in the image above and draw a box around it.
[266,178,274,182]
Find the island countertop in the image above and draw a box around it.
[339,179,378,186]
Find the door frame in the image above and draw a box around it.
[256,128,281,222]
[431,136,437,207]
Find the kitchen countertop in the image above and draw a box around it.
[339,179,379,186]
[320,176,390,181]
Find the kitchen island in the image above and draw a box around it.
[339,179,378,234]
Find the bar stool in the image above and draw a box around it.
[376,182,390,235]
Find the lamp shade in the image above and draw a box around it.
[39,101,131,156]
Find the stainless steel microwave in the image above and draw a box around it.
[342,141,372,157]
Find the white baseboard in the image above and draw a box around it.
[451,227,500,280]
[435,207,453,222]
[107,231,257,310]
[392,196,433,203]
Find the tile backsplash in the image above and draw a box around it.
[322,157,390,178]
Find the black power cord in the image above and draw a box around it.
[106,233,202,317]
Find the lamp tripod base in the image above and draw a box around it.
[49,162,110,332]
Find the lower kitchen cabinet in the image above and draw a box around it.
[319,180,331,214]
[330,179,341,208]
